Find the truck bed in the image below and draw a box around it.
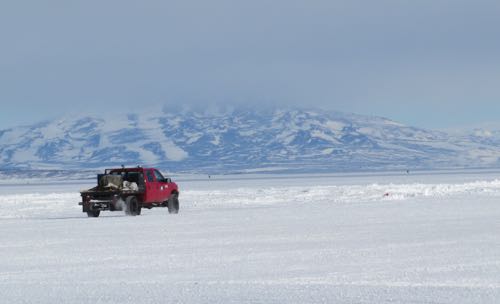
[81,186,144,197]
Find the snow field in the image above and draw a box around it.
[1,173,500,303]
[1,178,500,219]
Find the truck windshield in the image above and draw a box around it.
[154,170,164,182]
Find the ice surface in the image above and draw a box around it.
[1,172,500,303]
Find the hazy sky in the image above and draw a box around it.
[1,0,499,129]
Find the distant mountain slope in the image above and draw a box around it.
[0,107,499,173]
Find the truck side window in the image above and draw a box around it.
[154,170,164,182]
[146,170,154,182]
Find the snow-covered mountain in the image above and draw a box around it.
[1,106,499,173]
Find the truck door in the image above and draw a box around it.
[144,169,158,202]
[153,169,171,202]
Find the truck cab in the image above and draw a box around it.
[142,168,176,203]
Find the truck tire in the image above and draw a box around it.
[167,194,179,214]
[125,196,140,216]
[87,210,100,217]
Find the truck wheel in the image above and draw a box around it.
[87,210,100,217]
[125,196,140,216]
[167,194,179,214]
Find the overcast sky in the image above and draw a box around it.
[1,0,499,129]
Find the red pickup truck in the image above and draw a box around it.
[79,167,179,217]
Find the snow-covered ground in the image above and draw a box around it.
[1,171,500,303]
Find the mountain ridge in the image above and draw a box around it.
[0,106,499,173]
